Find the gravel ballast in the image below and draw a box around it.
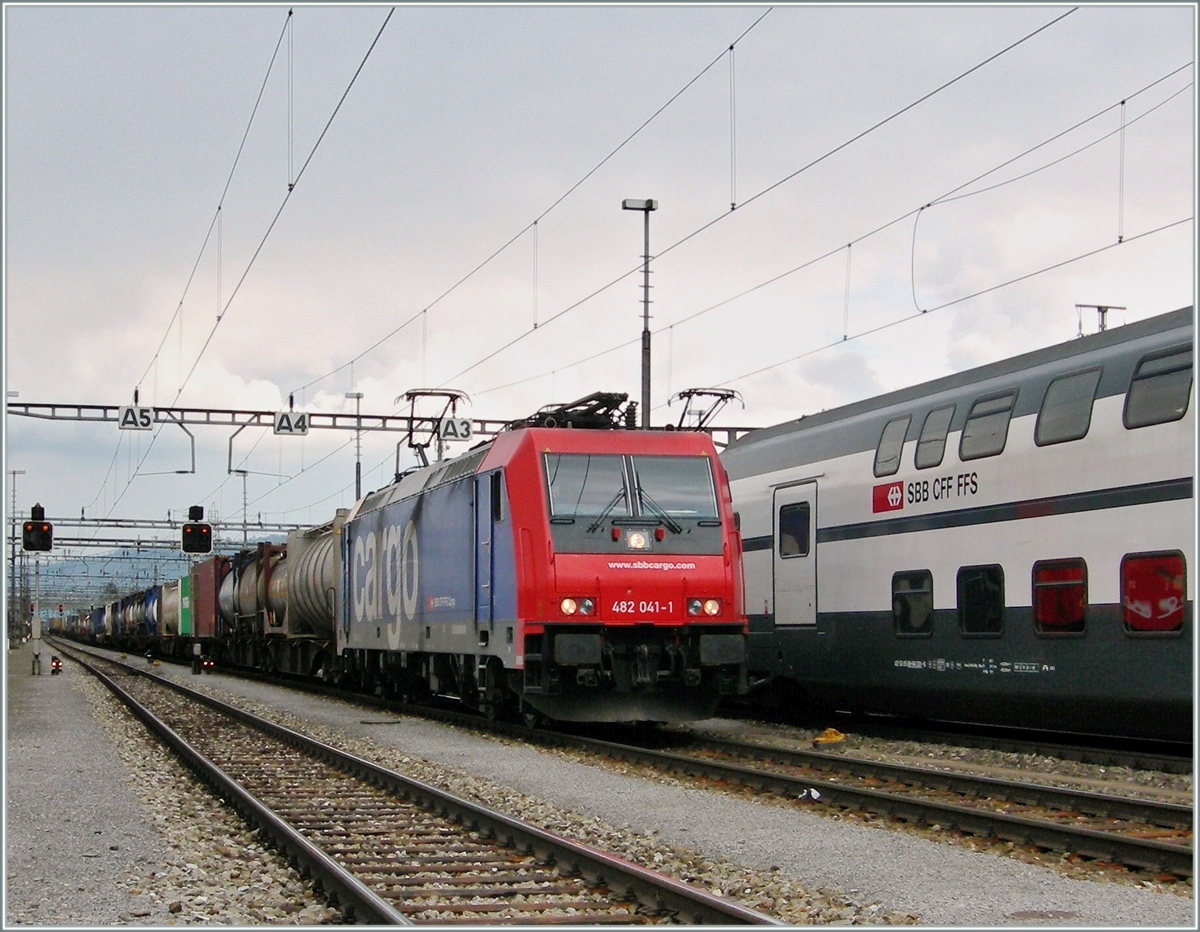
[7,643,1196,926]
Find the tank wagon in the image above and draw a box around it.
[722,307,1194,742]
[74,394,750,724]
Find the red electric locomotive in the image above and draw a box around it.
[486,423,747,722]
[336,393,750,723]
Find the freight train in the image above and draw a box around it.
[59,394,750,724]
[721,306,1194,742]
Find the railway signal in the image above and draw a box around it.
[181,504,212,554]
[22,504,52,551]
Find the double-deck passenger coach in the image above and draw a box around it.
[722,307,1193,741]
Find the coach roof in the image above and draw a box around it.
[721,306,1193,480]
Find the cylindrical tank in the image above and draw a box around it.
[236,560,261,617]
[160,581,181,637]
[266,558,288,622]
[219,553,257,624]
[287,529,337,639]
[258,549,285,630]
[145,588,160,637]
[218,567,237,624]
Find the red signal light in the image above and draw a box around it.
[22,519,52,551]
[182,522,213,554]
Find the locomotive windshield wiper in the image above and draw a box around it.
[637,486,683,534]
[586,489,628,533]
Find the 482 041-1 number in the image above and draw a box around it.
[611,600,673,614]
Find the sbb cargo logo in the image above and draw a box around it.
[872,481,904,513]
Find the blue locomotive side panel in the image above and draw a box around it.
[341,477,478,654]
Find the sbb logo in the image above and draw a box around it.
[872,481,904,513]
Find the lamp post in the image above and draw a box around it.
[346,391,364,500]
[622,198,658,428]
[8,469,25,645]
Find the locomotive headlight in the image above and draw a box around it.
[702,598,721,616]
[560,598,579,615]
[687,598,722,616]
[560,597,596,616]
[627,530,650,550]
[579,598,595,616]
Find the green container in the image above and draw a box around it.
[179,573,193,638]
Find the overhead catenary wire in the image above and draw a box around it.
[706,217,1192,399]
[469,64,1191,398]
[287,8,774,398]
[70,14,1185,527]
[134,8,294,396]
[910,76,1190,312]
[100,8,395,517]
[89,8,295,515]
[439,6,1081,389]
[213,208,1192,519]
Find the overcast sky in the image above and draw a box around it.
[4,3,1196,562]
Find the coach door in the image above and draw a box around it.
[773,482,817,626]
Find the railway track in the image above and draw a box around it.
[56,639,1194,880]
[789,717,1195,776]
[526,726,1194,878]
[364,698,1192,879]
[61,645,778,925]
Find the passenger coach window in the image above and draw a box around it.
[915,406,955,469]
[1033,559,1086,634]
[1124,346,1193,428]
[1121,551,1186,634]
[874,416,911,477]
[893,570,933,637]
[1036,368,1101,446]
[957,565,1004,635]
[959,392,1016,460]
[777,503,810,557]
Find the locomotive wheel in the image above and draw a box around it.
[520,704,545,729]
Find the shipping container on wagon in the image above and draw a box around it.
[191,555,230,640]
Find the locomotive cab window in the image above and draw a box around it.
[544,453,631,518]
[1121,551,1186,634]
[1124,346,1193,428]
[957,565,1004,636]
[630,455,719,518]
[777,503,810,557]
[874,416,911,477]
[1036,368,1101,446]
[893,570,933,637]
[915,405,955,469]
[1033,559,1086,635]
[959,391,1016,460]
